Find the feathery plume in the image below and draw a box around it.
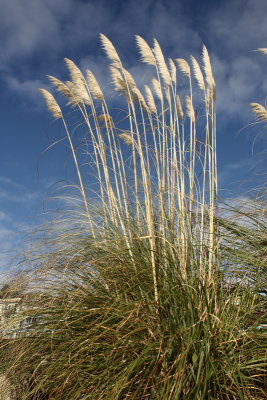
[176,94,184,119]
[190,56,205,91]
[100,33,121,67]
[257,48,267,56]
[171,161,179,173]
[132,87,149,112]
[98,113,113,129]
[64,59,91,105]
[65,81,91,107]
[86,70,104,102]
[185,95,195,122]
[205,87,211,109]
[176,58,190,78]
[64,58,84,85]
[169,58,177,84]
[47,75,72,99]
[250,102,267,122]
[118,133,135,146]
[135,35,156,66]
[109,66,125,91]
[202,45,215,95]
[151,77,163,102]
[39,89,62,119]
[165,86,172,105]
[153,39,172,86]
[64,81,82,107]
[109,66,131,102]
[145,85,157,114]
[121,67,136,89]
[76,81,91,105]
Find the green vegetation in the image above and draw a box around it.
[0,35,266,399]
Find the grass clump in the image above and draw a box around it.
[0,35,266,399]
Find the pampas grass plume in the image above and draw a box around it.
[186,95,195,121]
[153,39,172,86]
[98,113,113,129]
[121,67,136,89]
[191,56,205,91]
[86,69,104,102]
[132,87,149,111]
[250,102,267,121]
[64,58,84,85]
[47,76,73,99]
[169,58,177,84]
[144,85,157,114]
[118,132,135,146]
[202,45,215,94]
[65,80,91,106]
[151,77,163,102]
[257,48,267,56]
[176,94,184,119]
[109,66,126,93]
[135,35,156,67]
[176,58,190,77]
[100,33,121,67]
[39,89,62,119]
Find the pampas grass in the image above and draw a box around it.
[250,102,267,122]
[0,35,266,400]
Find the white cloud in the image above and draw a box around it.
[0,189,39,203]
[0,177,24,189]
[0,227,13,241]
[5,76,50,107]
[0,176,40,204]
[0,0,71,67]
[209,0,267,52]
[205,0,267,118]
[0,0,111,71]
[79,54,109,93]
[212,54,264,118]
[217,159,250,189]
[0,211,10,222]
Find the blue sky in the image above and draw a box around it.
[0,0,267,275]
